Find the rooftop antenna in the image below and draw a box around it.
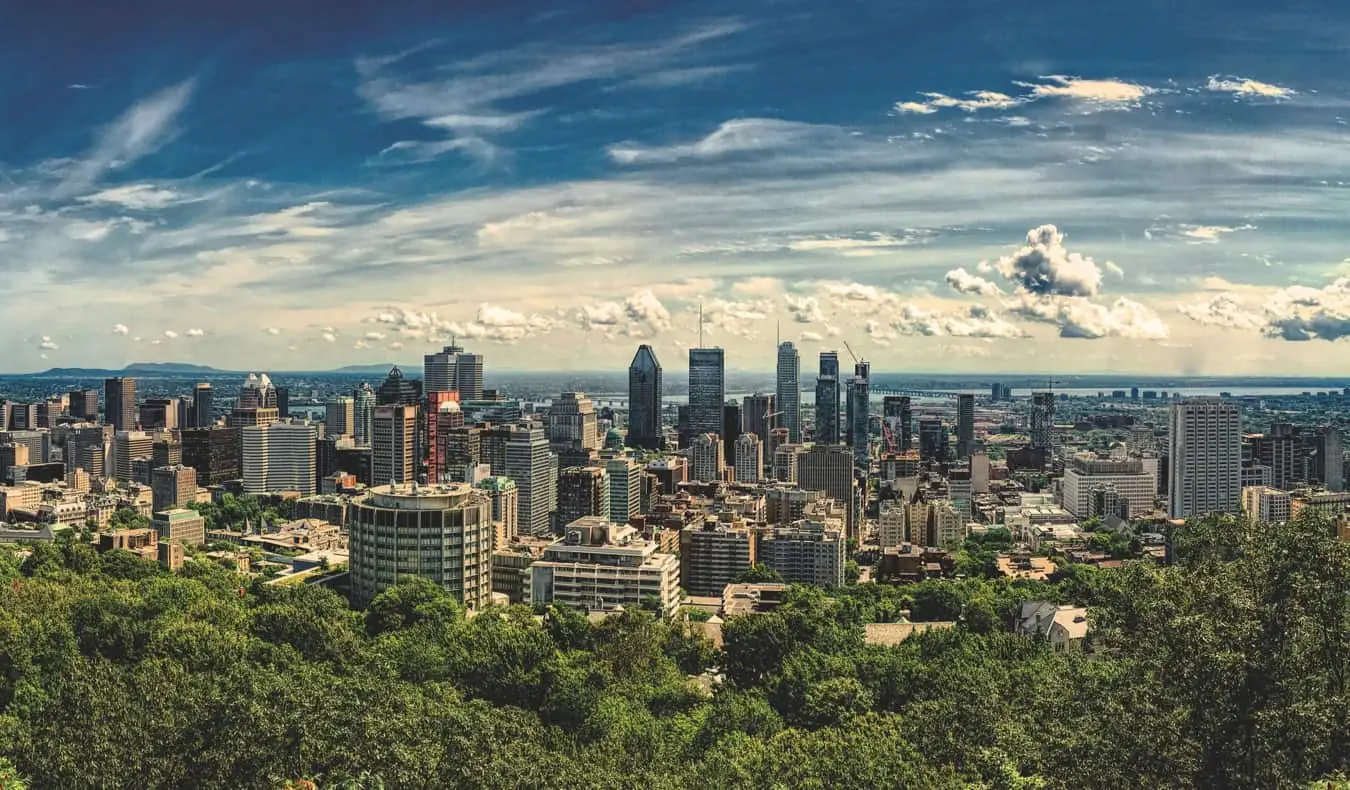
[776,320,780,348]
[698,302,704,349]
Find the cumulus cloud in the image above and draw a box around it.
[890,304,1027,339]
[38,336,58,350]
[363,331,386,341]
[703,298,773,337]
[263,327,281,335]
[578,289,672,337]
[186,328,205,337]
[1260,278,1350,341]
[784,294,826,323]
[818,281,900,311]
[1180,224,1256,243]
[163,329,179,339]
[1177,293,1266,330]
[894,90,1019,115]
[1013,294,1168,339]
[1016,75,1152,105]
[799,331,824,342]
[944,267,1003,296]
[321,332,337,343]
[389,341,405,351]
[1206,76,1295,98]
[989,224,1106,297]
[111,324,129,335]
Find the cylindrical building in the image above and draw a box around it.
[348,483,494,609]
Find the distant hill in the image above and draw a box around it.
[330,363,421,376]
[32,362,231,378]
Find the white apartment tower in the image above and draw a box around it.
[734,433,764,483]
[690,432,725,482]
[241,422,317,495]
[1168,398,1242,519]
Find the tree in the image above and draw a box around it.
[734,564,784,584]
[908,582,965,622]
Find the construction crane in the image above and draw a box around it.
[843,341,860,365]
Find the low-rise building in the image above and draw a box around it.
[679,521,756,597]
[758,519,846,588]
[1242,486,1291,524]
[527,517,680,616]
[152,508,207,546]
[98,528,159,561]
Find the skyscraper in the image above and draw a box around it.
[377,366,422,406]
[814,352,840,444]
[846,361,870,467]
[275,387,290,420]
[425,393,463,484]
[241,422,318,496]
[798,443,859,538]
[722,401,742,466]
[152,465,197,513]
[423,342,484,400]
[687,347,725,447]
[955,393,975,458]
[557,466,609,528]
[1030,392,1055,451]
[691,432,725,482]
[372,404,417,486]
[326,396,355,438]
[605,457,641,524]
[353,383,375,447]
[503,424,552,537]
[548,392,599,451]
[734,433,763,483]
[104,377,136,432]
[193,383,214,428]
[882,396,912,452]
[742,393,776,449]
[1168,398,1241,519]
[627,345,663,450]
[68,389,99,421]
[776,341,801,443]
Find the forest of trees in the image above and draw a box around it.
[0,512,1345,788]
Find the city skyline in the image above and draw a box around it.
[5,1,1350,376]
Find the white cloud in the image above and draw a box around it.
[1261,277,1350,341]
[78,184,183,210]
[185,328,205,337]
[799,331,824,342]
[111,324,130,335]
[609,118,838,164]
[944,267,1003,296]
[1017,75,1152,105]
[578,289,672,337]
[784,294,825,323]
[163,329,179,339]
[894,90,1019,115]
[363,331,386,341]
[1206,76,1295,98]
[1012,294,1168,339]
[321,331,337,343]
[786,232,924,256]
[990,225,1107,297]
[890,303,1027,339]
[389,341,404,351]
[264,327,281,335]
[1178,292,1266,330]
[1180,224,1256,243]
[55,80,196,198]
[703,297,773,336]
[38,336,58,350]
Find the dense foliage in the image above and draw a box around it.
[0,512,1344,788]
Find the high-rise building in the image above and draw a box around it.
[882,396,912,452]
[690,432,725,482]
[919,418,948,462]
[846,361,870,467]
[426,394,464,484]
[423,342,484,400]
[482,424,553,537]
[722,401,742,466]
[626,344,664,450]
[275,387,290,420]
[680,523,756,597]
[1242,486,1292,524]
[742,393,776,451]
[605,457,641,525]
[441,425,481,483]
[1168,398,1241,519]
[348,483,495,608]
[193,383,214,427]
[181,427,241,487]
[798,444,857,538]
[557,466,609,528]
[237,373,278,410]
[353,383,375,447]
[759,521,846,588]
[1061,457,1156,520]
[112,430,153,482]
[527,518,681,615]
[687,347,725,447]
[68,389,99,421]
[548,392,599,451]
[1030,392,1055,451]
[325,396,355,438]
[151,464,198,513]
[376,366,422,406]
[1308,426,1344,492]
[734,433,763,483]
[372,404,417,486]
[955,394,975,459]
[477,476,519,544]
[152,509,206,547]
[241,422,318,495]
[776,341,801,443]
[137,398,178,431]
[104,377,136,432]
[814,351,840,444]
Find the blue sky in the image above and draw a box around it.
[4,0,1350,374]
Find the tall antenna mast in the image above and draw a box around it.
[698,302,704,348]
[776,320,780,348]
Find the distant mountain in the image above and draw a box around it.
[330,363,420,376]
[123,362,226,374]
[31,362,230,378]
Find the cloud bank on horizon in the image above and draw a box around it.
[0,0,1345,375]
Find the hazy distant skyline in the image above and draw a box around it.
[4,0,1350,375]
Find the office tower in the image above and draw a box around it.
[193,383,214,427]
[68,390,99,421]
[814,351,840,444]
[742,392,776,450]
[237,373,278,409]
[423,342,484,400]
[882,396,912,452]
[1307,426,1344,492]
[734,433,763,483]
[1030,392,1055,451]
[349,483,494,608]
[426,394,463,484]
[325,397,355,438]
[353,383,375,446]
[0,444,28,482]
[6,404,36,431]
[503,424,552,537]
[181,427,242,487]
[478,476,519,543]
[241,422,318,495]
[104,377,136,431]
[846,361,870,467]
[548,392,599,451]
[152,464,197,513]
[918,418,948,462]
[776,341,801,443]
[955,394,975,458]
[1061,457,1155,519]
[1242,486,1292,524]
[442,425,482,483]
[687,347,725,447]
[151,439,182,469]
[377,366,422,406]
[275,387,290,419]
[773,441,801,484]
[1168,398,1241,519]
[1249,423,1298,490]
[626,344,663,450]
[152,509,207,547]
[557,466,609,528]
[722,401,742,466]
[690,432,725,482]
[529,518,681,615]
[112,430,153,482]
[759,521,846,588]
[606,457,641,525]
[175,398,193,429]
[138,398,179,430]
[798,444,857,538]
[372,404,417,486]
[680,523,756,597]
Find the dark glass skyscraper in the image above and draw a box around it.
[103,377,136,432]
[193,383,214,428]
[776,342,801,443]
[814,351,840,444]
[377,366,422,406]
[955,393,975,458]
[687,347,725,447]
[627,345,663,450]
[846,361,870,467]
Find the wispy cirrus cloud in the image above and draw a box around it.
[54,80,196,198]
